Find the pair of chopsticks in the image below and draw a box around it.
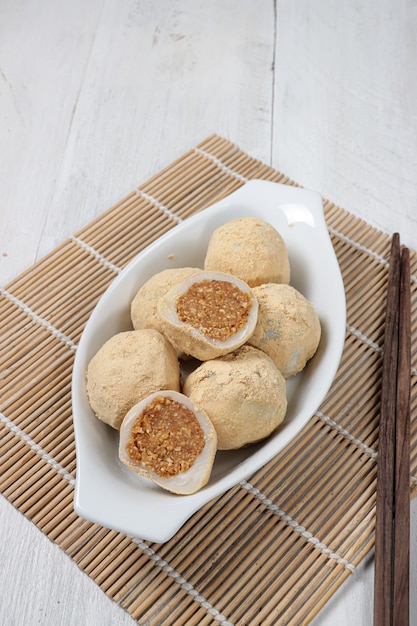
[374,233,411,626]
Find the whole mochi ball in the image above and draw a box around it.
[130,267,203,335]
[204,216,290,287]
[247,283,321,378]
[86,328,180,430]
[183,345,287,450]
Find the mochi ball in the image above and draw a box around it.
[204,216,290,287]
[183,345,287,450]
[119,390,217,495]
[157,271,258,361]
[247,283,321,378]
[86,328,180,429]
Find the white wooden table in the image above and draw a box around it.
[1,1,416,624]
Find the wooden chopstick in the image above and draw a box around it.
[374,234,400,626]
[373,234,411,626]
[393,246,411,624]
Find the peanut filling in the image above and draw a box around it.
[176,279,251,341]
[126,396,205,477]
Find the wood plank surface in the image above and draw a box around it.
[1,1,416,625]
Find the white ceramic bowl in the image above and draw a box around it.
[72,180,346,543]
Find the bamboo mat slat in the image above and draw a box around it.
[1,134,416,626]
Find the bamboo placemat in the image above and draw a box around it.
[1,134,416,625]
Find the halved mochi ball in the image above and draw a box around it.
[157,271,258,361]
[130,267,203,335]
[204,216,290,287]
[86,329,180,430]
[119,390,217,494]
[183,345,287,450]
[247,283,321,378]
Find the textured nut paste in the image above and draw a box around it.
[204,216,290,287]
[176,279,251,341]
[126,395,205,477]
